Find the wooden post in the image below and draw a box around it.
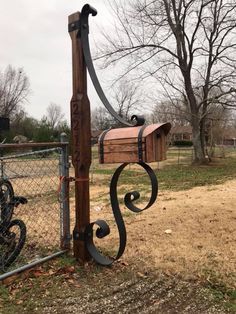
[68,12,91,262]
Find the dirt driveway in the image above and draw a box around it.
[88,178,236,287]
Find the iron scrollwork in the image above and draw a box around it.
[85,162,158,266]
[80,4,158,265]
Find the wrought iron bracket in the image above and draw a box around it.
[79,4,145,127]
[138,125,147,162]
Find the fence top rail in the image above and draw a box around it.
[0,147,63,160]
[168,147,193,150]
[0,142,68,149]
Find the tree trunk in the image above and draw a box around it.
[192,117,208,164]
[182,72,208,164]
[200,117,207,159]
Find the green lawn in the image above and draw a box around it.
[91,155,236,192]
[157,156,236,190]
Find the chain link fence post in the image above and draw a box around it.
[59,133,71,250]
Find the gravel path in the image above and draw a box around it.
[41,274,229,314]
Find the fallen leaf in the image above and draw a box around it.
[65,266,75,273]
[67,279,80,288]
[46,269,57,276]
[2,275,18,286]
[137,272,147,278]
[56,265,75,275]
[93,206,103,212]
[32,270,45,278]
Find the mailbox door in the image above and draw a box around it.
[99,138,145,164]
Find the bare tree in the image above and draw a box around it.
[0,65,30,119]
[151,98,190,126]
[46,103,65,129]
[91,106,113,130]
[206,105,232,143]
[111,78,145,122]
[98,0,236,163]
[92,78,145,129]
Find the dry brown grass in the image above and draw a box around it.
[67,175,236,288]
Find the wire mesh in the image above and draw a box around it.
[0,147,66,274]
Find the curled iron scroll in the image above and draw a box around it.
[84,162,158,265]
[80,4,145,127]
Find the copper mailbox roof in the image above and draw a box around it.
[100,123,171,141]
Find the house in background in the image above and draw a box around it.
[170,124,236,146]
[170,125,192,144]
[221,128,236,146]
[91,130,103,145]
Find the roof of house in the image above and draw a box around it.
[170,125,192,134]
[222,128,236,139]
[91,130,103,138]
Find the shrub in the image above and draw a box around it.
[173,140,193,147]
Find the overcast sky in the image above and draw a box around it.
[0,0,113,122]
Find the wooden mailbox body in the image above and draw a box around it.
[98,123,171,164]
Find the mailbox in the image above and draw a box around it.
[98,123,171,164]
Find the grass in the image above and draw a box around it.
[204,274,236,312]
[91,156,236,192]
[89,154,236,216]
[157,156,236,191]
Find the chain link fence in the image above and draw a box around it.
[0,140,70,279]
[166,145,233,166]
